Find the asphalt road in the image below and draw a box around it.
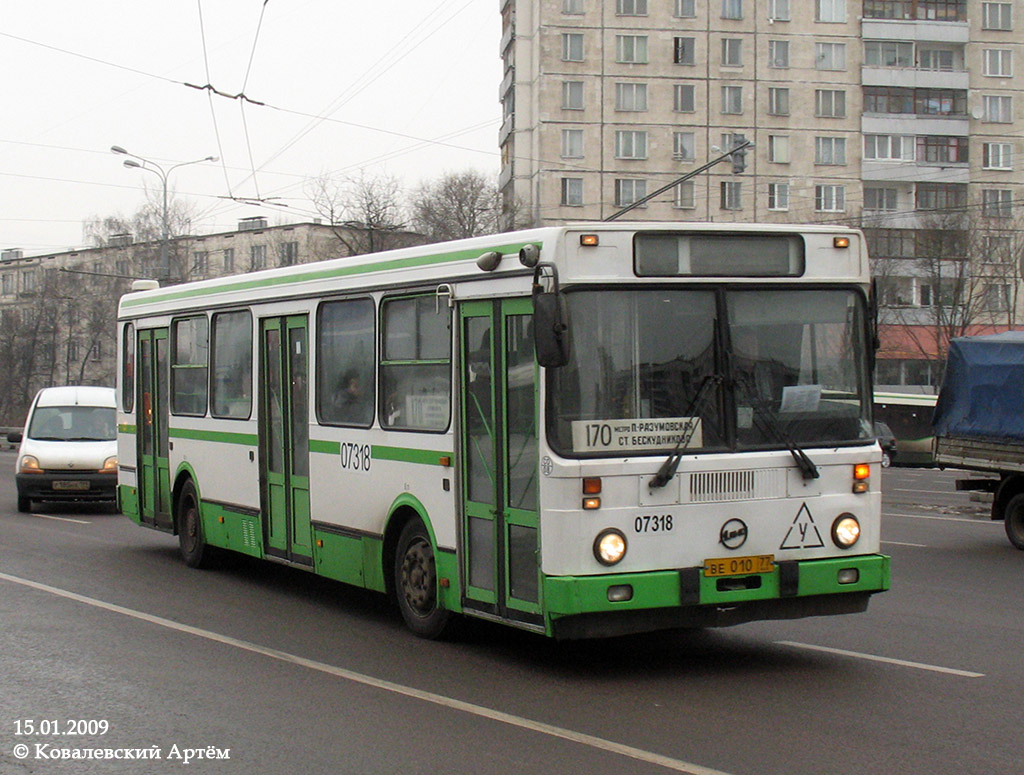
[0,452,1020,775]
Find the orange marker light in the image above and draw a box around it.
[583,477,602,495]
[854,463,870,480]
[580,234,599,246]
[834,236,851,248]
[583,497,601,510]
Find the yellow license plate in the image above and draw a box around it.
[704,554,775,578]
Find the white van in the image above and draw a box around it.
[8,386,118,512]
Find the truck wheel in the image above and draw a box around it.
[1004,493,1024,550]
[394,519,453,639]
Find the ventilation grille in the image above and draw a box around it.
[242,518,259,549]
[688,469,785,503]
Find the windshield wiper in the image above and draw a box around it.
[737,377,819,480]
[649,374,723,489]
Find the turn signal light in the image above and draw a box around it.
[833,236,851,249]
[853,463,870,493]
[580,234,599,247]
[583,477,602,494]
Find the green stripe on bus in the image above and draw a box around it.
[121,241,541,308]
[119,424,137,434]
[168,428,259,446]
[308,440,448,466]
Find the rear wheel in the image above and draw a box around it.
[1004,493,1024,550]
[177,480,214,568]
[394,519,453,639]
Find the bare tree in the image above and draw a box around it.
[410,170,502,242]
[307,171,409,255]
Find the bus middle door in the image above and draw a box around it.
[137,327,172,529]
[259,316,313,565]
[459,298,541,625]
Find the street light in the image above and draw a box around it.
[111,145,217,281]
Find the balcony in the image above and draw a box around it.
[861,66,968,91]
[862,1,967,23]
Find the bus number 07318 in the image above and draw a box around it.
[635,514,673,533]
[339,442,372,472]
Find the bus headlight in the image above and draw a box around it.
[594,529,627,566]
[832,514,861,548]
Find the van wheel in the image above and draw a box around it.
[177,480,214,568]
[394,519,453,639]
[17,495,30,513]
[1004,494,1024,550]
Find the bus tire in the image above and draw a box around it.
[1004,493,1024,550]
[394,518,452,639]
[177,480,214,568]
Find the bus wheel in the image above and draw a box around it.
[394,519,452,639]
[177,480,213,568]
[1004,494,1024,550]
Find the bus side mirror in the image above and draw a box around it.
[532,263,570,368]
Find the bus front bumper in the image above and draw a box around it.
[544,554,890,640]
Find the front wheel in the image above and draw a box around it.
[177,480,214,568]
[1004,493,1024,550]
[394,519,453,639]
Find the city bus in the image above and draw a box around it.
[873,391,938,466]
[116,222,889,639]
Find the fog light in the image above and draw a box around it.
[607,584,633,602]
[832,514,861,548]
[837,568,860,585]
[594,529,627,566]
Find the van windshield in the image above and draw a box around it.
[28,406,116,441]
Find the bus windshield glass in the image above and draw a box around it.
[546,288,872,457]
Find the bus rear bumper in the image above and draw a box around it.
[545,554,890,640]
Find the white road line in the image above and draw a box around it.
[0,572,735,775]
[885,511,999,525]
[881,540,927,547]
[30,513,91,524]
[776,641,985,678]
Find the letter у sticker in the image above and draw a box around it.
[780,503,825,549]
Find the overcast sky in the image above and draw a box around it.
[0,1,501,254]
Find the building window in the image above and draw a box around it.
[563,0,584,12]
[561,129,584,158]
[617,0,647,15]
[866,228,916,258]
[561,178,584,206]
[21,269,35,293]
[768,40,789,68]
[816,0,846,22]
[916,183,967,211]
[675,180,696,208]
[720,181,742,210]
[615,130,648,159]
[250,244,266,270]
[721,85,743,114]
[918,48,955,71]
[984,49,1013,77]
[982,189,1014,218]
[815,89,846,118]
[721,0,743,20]
[673,84,695,112]
[2,273,13,296]
[673,132,696,162]
[562,80,584,110]
[769,0,790,20]
[562,33,584,62]
[864,187,898,211]
[768,87,790,116]
[917,136,968,164]
[768,183,790,211]
[192,250,209,277]
[815,42,846,71]
[768,135,789,163]
[985,95,1013,123]
[864,134,913,161]
[223,248,235,274]
[983,284,1011,312]
[984,142,1013,170]
[616,35,648,64]
[815,185,845,212]
[616,82,648,111]
[615,179,647,207]
[673,37,695,65]
[721,38,742,67]
[674,0,696,17]
[815,137,847,165]
[982,2,1012,30]
[279,241,298,266]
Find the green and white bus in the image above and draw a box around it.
[116,222,889,639]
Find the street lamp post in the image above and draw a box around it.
[111,145,217,282]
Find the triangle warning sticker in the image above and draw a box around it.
[780,503,825,550]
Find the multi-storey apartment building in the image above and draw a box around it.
[500,0,1024,390]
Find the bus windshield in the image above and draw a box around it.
[546,288,872,457]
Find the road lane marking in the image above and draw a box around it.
[30,513,91,524]
[0,572,735,775]
[776,641,984,678]
[885,511,999,525]
[881,540,927,547]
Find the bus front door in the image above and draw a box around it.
[460,298,541,624]
[137,328,172,529]
[259,316,313,565]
